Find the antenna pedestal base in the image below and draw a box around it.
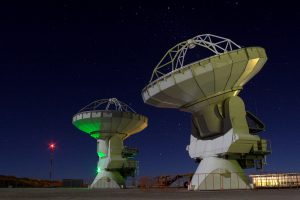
[89,136,138,188]
[90,171,125,189]
[188,157,249,190]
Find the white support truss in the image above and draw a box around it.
[150,34,241,82]
[79,98,136,113]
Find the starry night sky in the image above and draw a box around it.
[0,0,300,181]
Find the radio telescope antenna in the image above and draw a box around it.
[73,98,147,189]
[142,33,270,190]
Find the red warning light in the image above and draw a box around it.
[49,143,56,151]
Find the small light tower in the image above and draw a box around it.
[48,142,56,181]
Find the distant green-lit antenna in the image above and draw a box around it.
[72,98,148,189]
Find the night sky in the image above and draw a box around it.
[0,0,300,181]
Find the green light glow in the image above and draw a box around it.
[74,118,102,139]
[91,133,100,139]
[97,151,107,158]
[97,167,101,174]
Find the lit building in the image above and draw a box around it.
[250,173,300,188]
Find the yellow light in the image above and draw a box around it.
[235,58,260,87]
[251,173,300,188]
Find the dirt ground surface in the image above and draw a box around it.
[0,188,300,200]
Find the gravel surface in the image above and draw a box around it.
[0,188,300,200]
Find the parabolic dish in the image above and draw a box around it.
[72,98,148,139]
[142,37,267,113]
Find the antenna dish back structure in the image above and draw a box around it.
[142,34,270,190]
[73,98,148,188]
